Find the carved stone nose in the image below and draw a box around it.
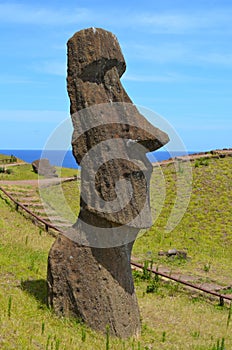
[47,27,169,339]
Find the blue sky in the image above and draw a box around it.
[0,0,231,151]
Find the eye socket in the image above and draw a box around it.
[79,58,125,83]
[131,171,144,180]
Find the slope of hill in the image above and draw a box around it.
[134,155,232,282]
[0,154,232,349]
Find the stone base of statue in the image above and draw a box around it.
[47,227,141,338]
[47,27,169,339]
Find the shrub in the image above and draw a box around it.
[146,277,159,293]
[0,167,13,174]
[10,155,17,162]
[195,157,209,167]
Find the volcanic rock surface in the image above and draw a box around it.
[47,27,169,338]
[32,158,57,178]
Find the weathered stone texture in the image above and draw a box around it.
[47,27,169,338]
[32,158,57,178]
[47,232,140,338]
[67,28,129,113]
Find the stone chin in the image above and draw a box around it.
[47,27,170,339]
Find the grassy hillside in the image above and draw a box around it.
[0,153,24,163]
[133,156,232,284]
[0,163,79,181]
[0,155,232,349]
[43,155,232,285]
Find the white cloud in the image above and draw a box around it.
[134,13,198,33]
[0,3,91,25]
[0,110,68,123]
[1,3,231,34]
[0,75,39,84]
[36,61,66,76]
[125,42,188,64]
[175,115,232,131]
[122,71,209,83]
[132,9,232,34]
[198,53,232,66]
[122,74,175,83]
[124,41,232,68]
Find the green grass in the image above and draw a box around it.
[55,166,80,178]
[0,153,23,163]
[0,154,10,160]
[36,156,232,284]
[39,180,80,223]
[0,198,135,349]
[0,163,80,181]
[0,194,232,349]
[0,164,44,180]
[0,155,232,348]
[0,153,80,180]
[39,156,232,285]
[133,156,232,285]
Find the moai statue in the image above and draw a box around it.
[47,28,169,338]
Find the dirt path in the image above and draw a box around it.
[1,151,232,301]
[131,258,232,301]
[152,149,232,167]
[3,162,27,167]
[0,177,77,187]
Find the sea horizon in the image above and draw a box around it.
[0,149,198,169]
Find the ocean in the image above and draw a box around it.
[0,149,195,169]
